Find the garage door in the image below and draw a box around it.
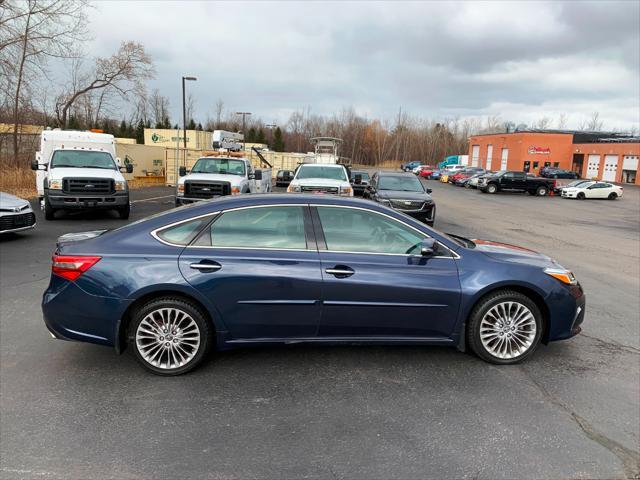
[602,155,619,182]
[486,145,493,170]
[622,155,639,171]
[471,145,479,167]
[586,154,600,179]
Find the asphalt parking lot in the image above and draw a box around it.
[1,180,639,479]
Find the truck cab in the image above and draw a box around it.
[176,156,272,205]
[31,130,133,220]
[287,163,353,196]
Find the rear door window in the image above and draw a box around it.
[194,206,307,249]
[155,216,212,246]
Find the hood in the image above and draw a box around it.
[377,189,432,201]
[472,239,557,268]
[292,178,350,187]
[180,173,245,185]
[0,192,30,209]
[49,167,124,181]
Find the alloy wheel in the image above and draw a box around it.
[135,307,201,369]
[479,301,537,360]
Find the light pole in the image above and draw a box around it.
[236,112,251,150]
[265,123,276,149]
[182,76,197,165]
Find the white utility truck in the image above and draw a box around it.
[176,154,272,206]
[287,163,353,196]
[31,129,133,220]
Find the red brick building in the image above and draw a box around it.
[467,130,640,185]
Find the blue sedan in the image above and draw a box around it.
[43,195,585,375]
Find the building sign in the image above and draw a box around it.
[528,146,551,155]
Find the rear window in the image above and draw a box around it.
[155,217,212,246]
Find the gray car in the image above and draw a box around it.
[0,192,36,234]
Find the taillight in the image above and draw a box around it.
[52,255,101,281]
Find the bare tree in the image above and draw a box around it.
[55,41,155,128]
[556,113,568,129]
[533,116,552,129]
[1,0,88,162]
[149,88,170,127]
[585,111,604,131]
[215,99,224,127]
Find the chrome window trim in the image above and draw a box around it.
[312,204,460,259]
[151,202,460,259]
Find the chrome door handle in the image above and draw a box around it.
[190,262,222,271]
[325,266,355,278]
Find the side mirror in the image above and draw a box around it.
[254,170,263,180]
[426,188,432,194]
[126,163,133,173]
[420,238,437,257]
[31,159,39,171]
[179,166,187,176]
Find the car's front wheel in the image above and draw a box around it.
[467,290,542,364]
[129,297,214,375]
[486,184,497,194]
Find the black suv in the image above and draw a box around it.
[364,171,436,225]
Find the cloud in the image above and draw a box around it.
[82,0,639,130]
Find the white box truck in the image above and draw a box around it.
[31,129,133,220]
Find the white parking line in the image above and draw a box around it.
[131,195,174,204]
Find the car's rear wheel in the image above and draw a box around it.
[467,290,542,364]
[608,192,618,200]
[577,192,586,200]
[129,297,213,375]
[536,185,548,196]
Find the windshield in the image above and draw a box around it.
[295,165,348,181]
[191,158,246,176]
[352,172,370,181]
[378,175,424,192]
[51,150,116,170]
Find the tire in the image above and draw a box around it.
[535,185,548,196]
[486,183,497,194]
[467,290,543,365]
[44,196,56,220]
[129,296,214,375]
[577,192,585,200]
[608,192,618,200]
[118,203,130,219]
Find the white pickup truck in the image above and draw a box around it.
[286,163,353,196]
[31,129,133,220]
[176,156,272,206]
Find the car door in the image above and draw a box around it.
[311,205,461,339]
[591,182,611,198]
[177,204,323,340]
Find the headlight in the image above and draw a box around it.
[287,184,301,193]
[340,186,353,196]
[231,186,241,195]
[544,267,577,286]
[48,179,62,190]
[176,184,184,196]
[114,180,127,191]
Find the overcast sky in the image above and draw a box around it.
[85,0,640,130]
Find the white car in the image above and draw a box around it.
[0,192,36,234]
[561,181,623,200]
[287,164,353,196]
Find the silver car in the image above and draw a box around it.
[0,192,36,234]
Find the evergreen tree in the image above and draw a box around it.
[68,115,80,130]
[163,117,171,129]
[135,119,145,144]
[119,120,127,137]
[173,123,179,129]
[246,127,257,143]
[187,118,196,130]
[256,128,266,144]
[196,123,203,131]
[272,127,285,152]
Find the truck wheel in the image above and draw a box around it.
[486,184,497,194]
[44,197,56,220]
[118,204,130,220]
[536,186,548,196]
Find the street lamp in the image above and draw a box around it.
[265,123,276,149]
[182,76,197,154]
[236,112,252,150]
